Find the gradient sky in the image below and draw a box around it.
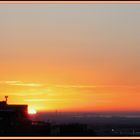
[0,4,140,112]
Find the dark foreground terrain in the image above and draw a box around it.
[1,114,140,136]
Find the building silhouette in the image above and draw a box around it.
[0,96,28,120]
[0,96,52,136]
[0,96,95,136]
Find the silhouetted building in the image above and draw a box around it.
[0,96,52,136]
[0,96,28,120]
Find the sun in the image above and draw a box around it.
[28,108,37,115]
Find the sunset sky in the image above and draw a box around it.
[0,3,140,112]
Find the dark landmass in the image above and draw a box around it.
[1,111,140,136]
[1,116,140,136]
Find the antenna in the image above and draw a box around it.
[5,96,8,104]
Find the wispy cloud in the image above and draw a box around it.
[54,84,139,89]
[25,99,62,102]
[0,81,21,84]
[24,98,81,102]
[9,92,46,96]
[0,81,138,90]
[0,81,43,87]
[54,85,97,88]
[24,99,49,102]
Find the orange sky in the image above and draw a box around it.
[0,4,140,112]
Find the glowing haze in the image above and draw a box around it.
[0,4,140,112]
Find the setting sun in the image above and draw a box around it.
[28,108,37,115]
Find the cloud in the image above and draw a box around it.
[24,98,81,102]
[54,84,139,89]
[8,92,46,96]
[0,81,43,87]
[0,81,21,84]
[25,98,62,102]
[54,85,97,89]
[24,99,49,102]
[0,81,138,90]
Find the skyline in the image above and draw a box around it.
[0,4,140,112]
